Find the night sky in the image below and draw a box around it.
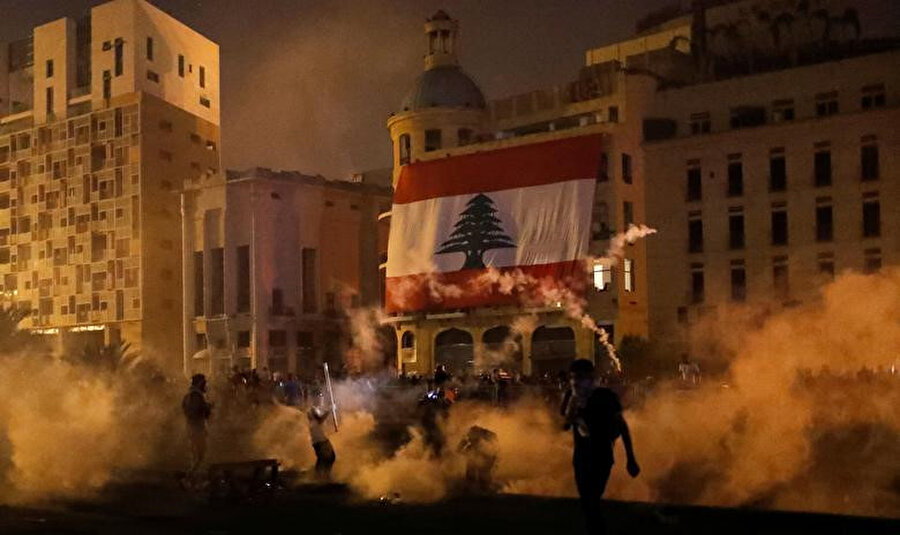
[1,0,898,179]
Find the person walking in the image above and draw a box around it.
[562,359,640,535]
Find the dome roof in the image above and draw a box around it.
[400,65,486,112]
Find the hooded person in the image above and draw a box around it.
[307,405,336,480]
[182,373,213,478]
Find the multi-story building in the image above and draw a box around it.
[183,167,391,378]
[385,1,898,375]
[0,0,220,370]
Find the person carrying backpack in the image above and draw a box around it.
[562,359,640,535]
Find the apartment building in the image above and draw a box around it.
[183,168,391,378]
[0,0,220,370]
[385,1,898,374]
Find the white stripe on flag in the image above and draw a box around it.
[387,178,595,277]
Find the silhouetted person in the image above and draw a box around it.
[458,425,498,492]
[307,406,336,480]
[562,359,639,535]
[433,364,451,388]
[283,373,301,406]
[182,373,212,479]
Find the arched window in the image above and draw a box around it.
[401,330,415,349]
[399,134,411,165]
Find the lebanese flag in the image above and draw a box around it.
[386,134,603,313]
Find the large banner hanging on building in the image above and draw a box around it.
[385,134,603,313]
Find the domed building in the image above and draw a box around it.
[387,10,488,186]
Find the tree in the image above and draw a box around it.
[436,193,515,270]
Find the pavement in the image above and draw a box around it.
[0,479,897,535]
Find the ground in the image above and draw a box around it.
[0,480,897,534]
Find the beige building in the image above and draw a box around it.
[183,168,391,378]
[0,0,220,370]
[385,2,898,375]
[385,11,652,376]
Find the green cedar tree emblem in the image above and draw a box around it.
[435,193,515,270]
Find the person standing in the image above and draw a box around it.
[562,359,640,535]
[307,406,336,480]
[182,374,213,479]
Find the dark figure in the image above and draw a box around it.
[433,364,451,388]
[307,406,336,480]
[419,389,450,456]
[182,374,213,477]
[458,425,498,492]
[562,359,639,535]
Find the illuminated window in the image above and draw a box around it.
[399,134,411,165]
[624,259,635,292]
[592,261,611,291]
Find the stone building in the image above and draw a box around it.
[384,1,898,376]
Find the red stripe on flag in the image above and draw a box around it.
[385,260,589,313]
[394,134,606,204]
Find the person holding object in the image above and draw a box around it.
[562,359,640,535]
[307,405,336,480]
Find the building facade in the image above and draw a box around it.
[183,168,391,378]
[386,1,898,375]
[0,0,220,370]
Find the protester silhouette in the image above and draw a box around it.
[562,359,639,535]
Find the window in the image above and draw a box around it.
[193,251,204,316]
[210,247,224,315]
[199,66,206,88]
[398,134,411,165]
[103,70,111,99]
[46,59,53,78]
[591,202,610,241]
[769,153,786,192]
[607,106,619,123]
[302,248,317,313]
[686,167,702,201]
[861,144,879,181]
[199,96,211,108]
[272,288,284,315]
[818,260,835,280]
[424,129,441,152]
[731,267,746,302]
[401,331,415,349]
[146,37,154,61]
[862,199,880,238]
[146,70,159,83]
[114,39,123,76]
[178,54,185,77]
[597,153,609,182]
[729,214,744,249]
[621,153,633,184]
[816,205,833,242]
[773,261,789,299]
[727,161,743,196]
[815,92,839,116]
[45,87,53,116]
[864,251,882,274]
[325,292,336,312]
[730,106,766,129]
[159,120,173,132]
[691,269,705,304]
[861,84,885,109]
[623,201,634,229]
[237,331,251,348]
[237,245,250,313]
[771,209,788,246]
[592,261,611,291]
[624,259,635,292]
[814,150,831,187]
[772,99,794,122]
[689,112,710,135]
[688,218,703,253]
[457,128,472,146]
